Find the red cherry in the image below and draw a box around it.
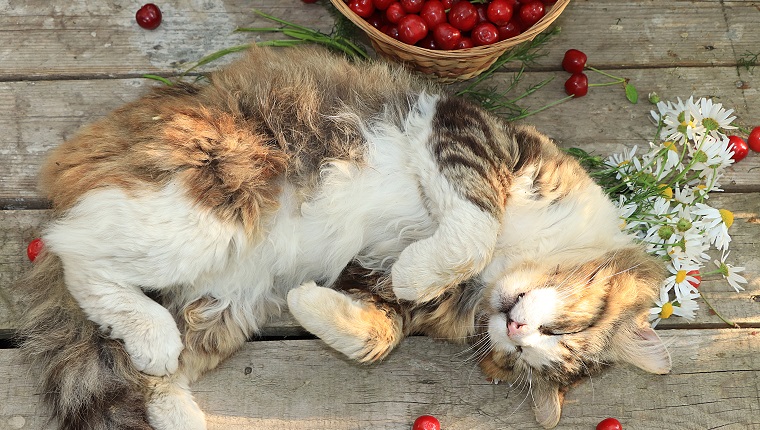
[487,0,514,26]
[728,135,749,162]
[135,3,162,30]
[565,73,589,97]
[382,24,400,39]
[433,23,462,50]
[397,14,428,45]
[412,415,441,430]
[497,20,523,40]
[27,238,44,262]
[385,2,405,23]
[420,0,447,28]
[474,4,489,24]
[365,11,387,29]
[417,34,439,50]
[518,1,545,28]
[562,49,588,74]
[747,126,760,152]
[373,0,395,10]
[440,0,459,8]
[349,0,375,18]
[400,0,424,13]
[596,417,623,430]
[448,1,478,32]
[687,270,701,289]
[455,36,474,49]
[471,22,500,46]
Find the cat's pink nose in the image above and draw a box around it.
[507,320,526,337]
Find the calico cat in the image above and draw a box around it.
[13,45,670,430]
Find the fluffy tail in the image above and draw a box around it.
[14,251,153,430]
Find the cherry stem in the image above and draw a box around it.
[511,95,574,120]
[698,291,740,328]
[586,65,626,83]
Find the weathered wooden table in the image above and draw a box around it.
[1,1,758,429]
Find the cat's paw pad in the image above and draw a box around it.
[147,380,207,430]
[123,321,184,376]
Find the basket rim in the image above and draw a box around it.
[330,0,571,59]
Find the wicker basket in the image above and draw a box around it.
[331,0,571,82]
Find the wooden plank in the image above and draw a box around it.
[2,64,760,202]
[1,329,758,429]
[0,1,755,81]
[1,192,758,334]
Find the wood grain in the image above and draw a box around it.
[1,330,758,430]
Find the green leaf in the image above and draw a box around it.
[142,74,174,86]
[625,83,639,104]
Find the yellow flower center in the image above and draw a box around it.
[660,302,674,319]
[618,160,630,167]
[659,184,673,199]
[663,141,678,152]
[696,184,707,190]
[675,270,687,284]
[719,209,734,228]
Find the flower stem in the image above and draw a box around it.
[698,291,740,328]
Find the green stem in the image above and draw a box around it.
[698,291,740,328]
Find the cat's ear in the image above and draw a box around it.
[614,324,672,375]
[530,377,562,429]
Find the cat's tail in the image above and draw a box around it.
[14,250,153,430]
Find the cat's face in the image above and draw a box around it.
[478,248,671,428]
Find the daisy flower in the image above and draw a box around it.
[649,285,699,327]
[714,251,747,292]
[689,133,734,178]
[663,257,701,301]
[692,203,733,251]
[695,97,737,133]
[655,97,704,144]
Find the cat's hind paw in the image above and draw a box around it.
[287,282,402,363]
[147,377,207,430]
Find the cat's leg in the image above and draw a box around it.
[392,199,500,303]
[63,271,184,377]
[147,296,253,430]
[287,281,403,363]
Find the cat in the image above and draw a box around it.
[12,44,670,430]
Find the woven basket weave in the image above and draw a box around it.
[331,0,570,82]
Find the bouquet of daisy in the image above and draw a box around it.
[569,96,748,327]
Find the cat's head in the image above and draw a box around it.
[477,247,670,428]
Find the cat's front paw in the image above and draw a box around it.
[390,254,449,303]
[122,319,184,376]
[148,377,207,430]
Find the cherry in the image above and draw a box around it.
[562,49,587,74]
[412,415,441,430]
[27,238,43,262]
[372,0,395,10]
[487,0,514,26]
[349,0,376,18]
[448,1,478,32]
[136,3,162,30]
[455,36,474,49]
[400,0,424,13]
[518,1,545,28]
[420,0,447,28]
[365,12,387,29]
[383,24,400,39]
[397,14,428,45]
[433,23,463,50]
[687,270,701,288]
[417,34,438,50]
[385,2,406,24]
[471,22,500,46]
[497,20,523,40]
[596,417,623,430]
[747,126,760,152]
[728,135,749,162]
[474,4,489,24]
[565,73,589,97]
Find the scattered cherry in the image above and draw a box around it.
[728,135,749,162]
[135,3,162,30]
[596,418,623,430]
[565,72,589,97]
[412,415,441,430]
[27,238,43,262]
[747,126,760,153]
[562,49,588,74]
[687,270,701,289]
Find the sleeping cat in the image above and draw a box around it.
[14,45,670,430]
